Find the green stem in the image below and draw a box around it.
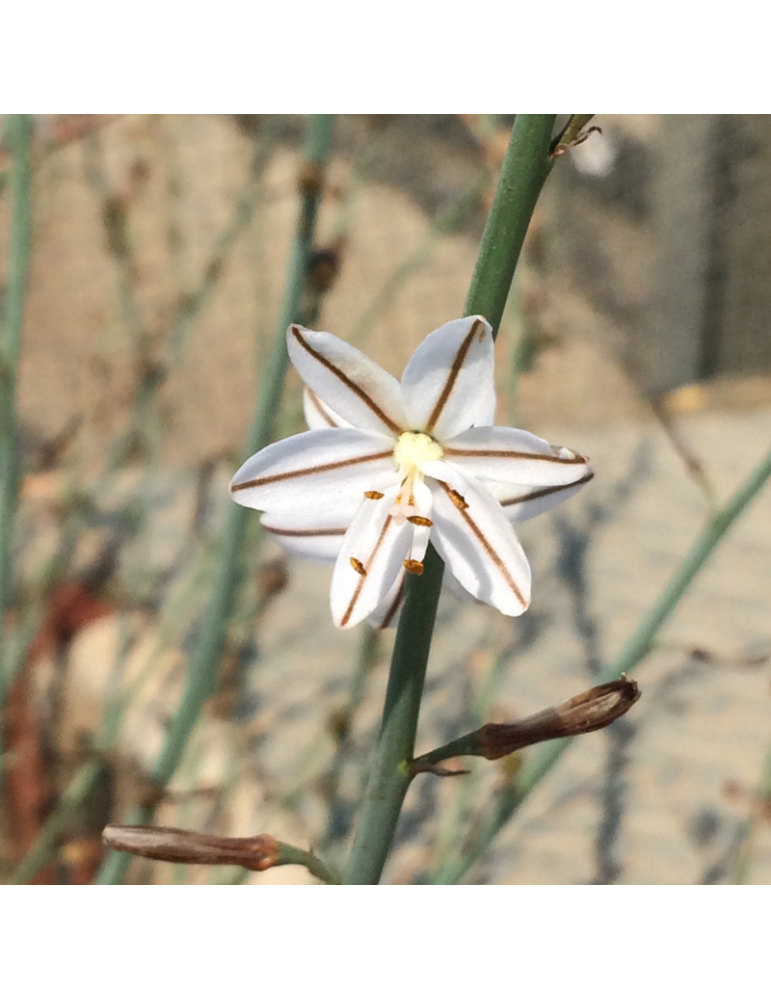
[95,114,334,885]
[342,116,557,884]
[432,442,771,883]
[342,545,445,882]
[0,115,32,669]
[277,842,342,885]
[465,116,556,332]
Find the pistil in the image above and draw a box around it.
[389,431,443,524]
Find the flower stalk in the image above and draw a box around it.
[343,115,557,884]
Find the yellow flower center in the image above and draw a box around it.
[390,432,444,523]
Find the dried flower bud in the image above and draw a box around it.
[102,825,280,871]
[477,676,641,760]
[410,677,641,777]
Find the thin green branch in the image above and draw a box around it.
[95,114,335,885]
[432,442,771,883]
[0,115,32,669]
[342,116,557,885]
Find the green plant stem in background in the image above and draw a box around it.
[343,116,557,885]
[95,114,334,885]
[0,115,32,673]
[432,442,771,883]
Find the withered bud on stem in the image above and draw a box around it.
[411,676,640,775]
[477,676,640,760]
[102,825,280,871]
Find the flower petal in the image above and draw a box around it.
[261,508,356,563]
[400,316,495,440]
[441,426,590,486]
[303,387,353,430]
[230,428,396,514]
[287,325,407,435]
[486,470,595,522]
[428,468,531,617]
[368,570,407,629]
[330,487,413,629]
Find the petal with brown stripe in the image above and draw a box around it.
[440,426,590,486]
[486,470,595,523]
[428,471,531,617]
[401,316,495,440]
[330,486,413,629]
[261,507,357,563]
[303,387,352,430]
[287,325,406,435]
[230,428,397,514]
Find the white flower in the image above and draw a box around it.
[231,317,592,629]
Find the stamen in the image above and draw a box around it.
[403,559,424,575]
[448,487,469,510]
[407,515,433,527]
[364,490,384,500]
[350,558,367,576]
